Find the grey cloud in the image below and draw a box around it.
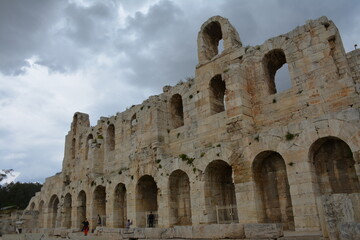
[0,0,65,75]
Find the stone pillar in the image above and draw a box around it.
[284,151,321,231]
[190,181,207,224]
[157,185,170,227]
[235,181,259,224]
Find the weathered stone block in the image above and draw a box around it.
[244,223,283,239]
[339,222,360,240]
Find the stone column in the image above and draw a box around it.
[284,151,321,231]
[235,181,259,224]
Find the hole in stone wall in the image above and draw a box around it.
[170,94,184,129]
[263,49,291,94]
[85,134,93,160]
[107,124,115,151]
[71,138,76,159]
[203,21,223,60]
[209,75,226,114]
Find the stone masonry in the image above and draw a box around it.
[21,16,360,239]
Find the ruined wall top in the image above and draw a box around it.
[197,16,242,64]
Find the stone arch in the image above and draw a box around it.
[93,185,106,227]
[209,74,226,114]
[252,151,294,230]
[309,137,360,195]
[136,175,158,227]
[85,134,93,160]
[170,94,184,129]
[204,160,238,224]
[48,194,59,228]
[38,200,44,228]
[107,124,115,151]
[198,16,241,63]
[63,193,72,228]
[76,190,87,229]
[113,183,127,228]
[29,202,35,210]
[169,170,191,226]
[263,49,291,94]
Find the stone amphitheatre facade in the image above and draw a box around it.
[23,16,360,239]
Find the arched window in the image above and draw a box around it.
[263,49,291,94]
[310,137,360,194]
[76,191,86,229]
[107,124,115,151]
[170,94,184,129]
[131,113,137,135]
[48,195,59,228]
[169,170,191,226]
[85,134,93,160]
[204,160,238,224]
[71,138,76,159]
[136,175,158,227]
[114,184,127,227]
[202,21,223,60]
[209,75,226,114]
[63,193,72,229]
[93,186,106,227]
[253,151,294,230]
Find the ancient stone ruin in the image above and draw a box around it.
[14,16,360,239]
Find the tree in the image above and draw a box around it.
[0,182,42,209]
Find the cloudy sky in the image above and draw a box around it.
[1,0,359,183]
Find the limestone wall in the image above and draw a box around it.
[23,15,360,238]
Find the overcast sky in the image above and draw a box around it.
[1,0,359,183]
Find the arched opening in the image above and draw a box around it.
[107,124,115,151]
[114,183,127,228]
[63,193,72,229]
[203,21,223,60]
[136,175,158,227]
[93,186,106,227]
[209,75,226,114]
[29,202,35,210]
[77,191,86,229]
[263,49,291,94]
[169,170,191,226]
[48,195,59,228]
[253,151,294,230]
[310,137,360,194]
[170,94,184,129]
[71,138,76,159]
[204,160,238,224]
[85,134,93,160]
[38,200,44,228]
[131,113,137,135]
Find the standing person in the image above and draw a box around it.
[82,218,89,236]
[97,214,102,226]
[148,212,155,228]
[125,219,132,232]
